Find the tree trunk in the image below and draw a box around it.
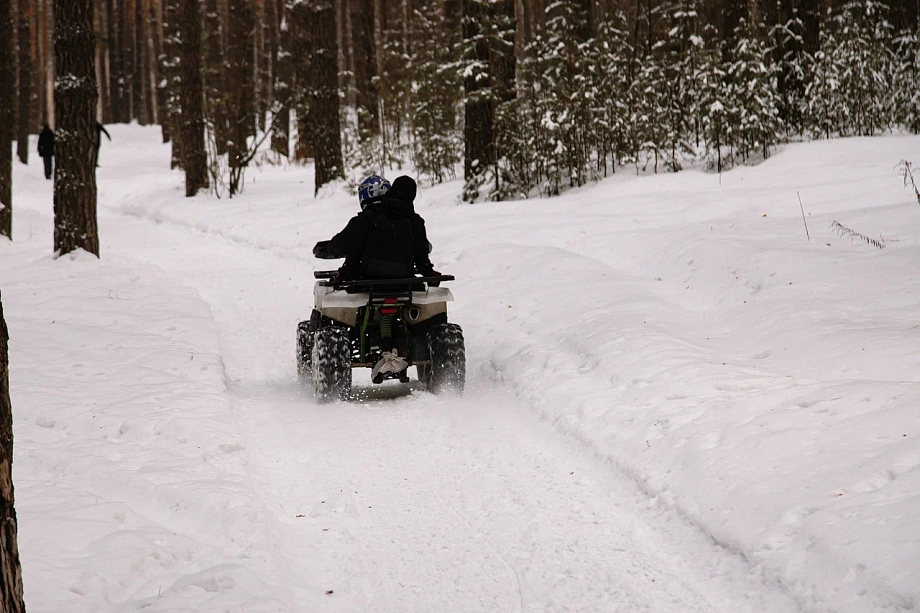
[180,0,208,196]
[151,0,167,134]
[227,0,255,195]
[720,0,746,58]
[96,0,109,124]
[286,0,315,161]
[266,0,279,116]
[271,0,291,156]
[26,0,40,133]
[54,0,99,257]
[800,0,821,57]
[0,293,26,613]
[351,0,379,137]
[162,0,182,166]
[492,0,516,103]
[16,0,33,165]
[462,0,492,201]
[340,0,352,101]
[0,0,13,240]
[122,0,136,122]
[39,0,53,126]
[134,0,150,125]
[204,0,229,155]
[445,0,462,38]
[306,0,344,194]
[259,0,277,128]
[106,0,124,122]
[144,0,158,124]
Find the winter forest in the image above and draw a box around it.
[1,0,919,222]
[1,0,920,611]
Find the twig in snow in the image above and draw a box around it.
[830,220,887,249]
[797,191,810,241]
[898,160,920,207]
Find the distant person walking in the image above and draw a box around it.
[37,125,55,180]
[95,123,111,168]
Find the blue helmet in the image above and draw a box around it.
[358,174,391,208]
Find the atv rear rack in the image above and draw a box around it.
[314,270,455,288]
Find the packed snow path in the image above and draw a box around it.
[3,127,918,612]
[105,193,797,613]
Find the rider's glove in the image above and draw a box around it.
[313,241,331,259]
[427,269,441,287]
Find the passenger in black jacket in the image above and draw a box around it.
[37,125,55,180]
[314,175,437,281]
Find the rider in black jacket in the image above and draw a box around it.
[314,175,436,280]
[311,175,439,377]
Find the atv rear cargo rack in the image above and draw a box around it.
[314,270,455,288]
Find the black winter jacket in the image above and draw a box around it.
[317,176,435,279]
[38,128,55,157]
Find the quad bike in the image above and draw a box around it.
[297,271,466,401]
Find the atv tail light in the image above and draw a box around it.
[384,298,399,304]
[380,307,398,314]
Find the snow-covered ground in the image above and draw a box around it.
[2,126,918,612]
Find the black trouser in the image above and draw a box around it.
[42,155,53,179]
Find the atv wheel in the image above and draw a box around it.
[311,327,352,402]
[416,363,431,385]
[427,323,465,395]
[296,323,312,380]
[296,311,322,381]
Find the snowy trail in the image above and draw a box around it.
[103,201,799,612]
[6,127,919,612]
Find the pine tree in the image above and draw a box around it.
[664,2,705,170]
[203,0,229,155]
[272,0,292,156]
[835,1,895,136]
[893,29,920,133]
[107,0,127,123]
[305,0,344,193]
[161,0,182,167]
[150,0,168,140]
[260,0,279,127]
[226,0,255,195]
[133,0,151,125]
[288,0,343,193]
[145,0,160,125]
[0,0,12,240]
[379,1,412,162]
[461,0,515,201]
[409,0,461,184]
[804,2,895,139]
[350,0,379,140]
[804,15,840,139]
[16,0,33,165]
[53,0,100,257]
[0,292,27,613]
[592,9,634,173]
[553,0,594,182]
[770,8,809,138]
[180,0,208,196]
[699,49,729,172]
[725,18,781,162]
[461,0,494,200]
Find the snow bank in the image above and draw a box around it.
[1,194,295,609]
